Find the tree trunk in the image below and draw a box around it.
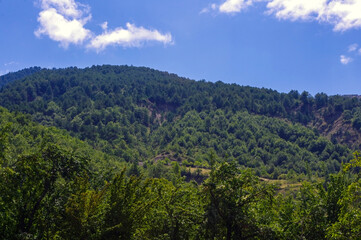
[226,223,232,240]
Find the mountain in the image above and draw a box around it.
[2,65,361,240]
[0,67,43,89]
[0,65,357,178]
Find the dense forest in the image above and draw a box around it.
[0,67,43,89]
[1,65,361,239]
[0,66,358,177]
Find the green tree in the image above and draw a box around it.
[203,162,275,240]
[102,170,155,239]
[144,178,204,240]
[0,144,88,239]
[327,152,361,239]
[61,177,108,240]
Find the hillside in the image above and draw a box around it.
[1,65,360,146]
[0,67,42,89]
[2,65,361,239]
[0,65,357,178]
[310,105,361,147]
[0,106,123,178]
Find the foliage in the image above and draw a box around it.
[202,161,276,239]
[0,67,42,89]
[2,65,361,239]
[0,144,88,239]
[0,66,354,178]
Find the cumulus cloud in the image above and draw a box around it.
[268,0,361,31]
[209,0,361,31]
[35,0,173,51]
[326,0,361,31]
[35,8,91,48]
[340,55,353,64]
[219,0,253,13]
[266,0,327,21]
[40,0,87,18]
[87,23,173,51]
[35,0,92,48]
[206,0,256,14]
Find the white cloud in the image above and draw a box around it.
[348,43,358,52]
[205,0,255,14]
[35,8,91,48]
[340,55,353,64]
[40,0,88,18]
[35,0,91,48]
[101,21,108,31]
[35,0,173,51]
[87,23,173,51]
[326,0,361,31]
[268,0,361,32]
[200,4,218,14]
[340,43,361,63]
[210,0,361,31]
[266,0,327,21]
[219,0,253,13]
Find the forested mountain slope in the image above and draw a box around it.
[3,66,361,239]
[1,65,360,144]
[153,110,350,177]
[0,106,122,178]
[0,67,42,89]
[0,65,358,177]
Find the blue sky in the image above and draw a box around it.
[1,0,361,95]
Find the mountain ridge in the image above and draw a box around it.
[1,65,360,146]
[0,65,359,177]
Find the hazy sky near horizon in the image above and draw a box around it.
[1,0,361,95]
